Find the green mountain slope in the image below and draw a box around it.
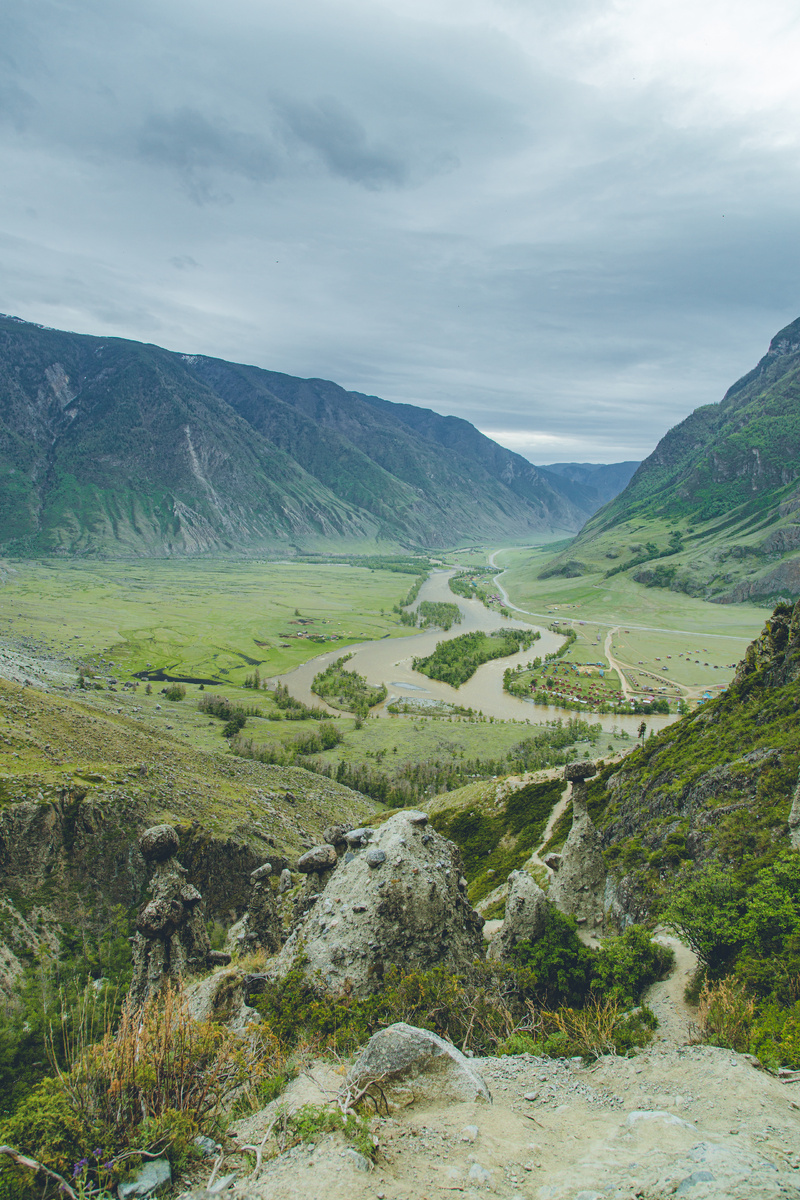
[539,318,800,602]
[0,316,588,556]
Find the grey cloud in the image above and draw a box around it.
[137,108,279,204]
[0,82,35,131]
[1,0,798,463]
[276,95,408,189]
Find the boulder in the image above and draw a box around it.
[564,761,597,783]
[297,844,338,873]
[488,870,548,961]
[250,862,272,882]
[323,823,350,848]
[139,824,180,862]
[270,810,485,996]
[564,759,597,819]
[345,827,373,848]
[347,1022,491,1106]
[278,868,293,893]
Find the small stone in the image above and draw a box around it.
[461,1124,479,1143]
[250,862,273,881]
[193,1134,220,1158]
[117,1157,171,1197]
[341,1147,373,1172]
[366,847,387,868]
[279,868,292,893]
[523,1091,538,1101]
[467,1162,491,1184]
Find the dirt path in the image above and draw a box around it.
[195,1036,800,1200]
[645,930,700,1046]
[528,782,571,875]
[604,625,630,700]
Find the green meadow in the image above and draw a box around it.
[0,558,419,684]
[493,544,770,698]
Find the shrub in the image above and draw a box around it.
[288,1104,375,1160]
[695,978,756,1054]
[590,926,675,1008]
[512,909,595,1007]
[163,684,186,701]
[0,984,274,1198]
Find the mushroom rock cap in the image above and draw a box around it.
[139,824,180,862]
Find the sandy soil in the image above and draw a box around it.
[179,948,800,1200]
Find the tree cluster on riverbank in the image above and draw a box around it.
[414,628,540,687]
[311,655,387,716]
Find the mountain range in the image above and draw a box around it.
[0,316,621,557]
[541,317,800,603]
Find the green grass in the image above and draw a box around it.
[430,776,565,902]
[490,545,767,702]
[0,558,421,686]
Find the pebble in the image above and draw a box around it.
[461,1125,479,1143]
[467,1162,492,1184]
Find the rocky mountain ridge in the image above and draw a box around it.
[539,317,800,602]
[0,315,597,556]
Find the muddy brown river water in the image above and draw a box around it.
[273,570,676,738]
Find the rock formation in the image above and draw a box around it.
[488,870,548,961]
[130,824,213,1005]
[790,776,800,851]
[267,810,484,996]
[228,861,283,956]
[549,762,608,931]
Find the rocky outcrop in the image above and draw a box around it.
[488,870,548,961]
[790,777,800,851]
[549,762,608,931]
[130,825,212,1005]
[228,861,282,955]
[347,1022,491,1106]
[269,810,484,996]
[733,599,800,688]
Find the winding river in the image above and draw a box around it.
[274,569,676,737]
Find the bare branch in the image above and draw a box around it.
[0,1145,78,1200]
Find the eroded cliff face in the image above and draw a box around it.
[0,788,267,999]
[733,600,800,688]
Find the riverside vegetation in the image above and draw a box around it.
[413,628,540,687]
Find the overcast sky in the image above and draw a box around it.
[2,0,799,463]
